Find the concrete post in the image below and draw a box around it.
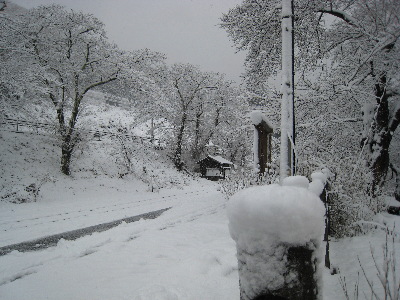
[227,183,324,300]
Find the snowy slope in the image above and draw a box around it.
[0,97,240,298]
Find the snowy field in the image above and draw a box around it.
[1,125,399,300]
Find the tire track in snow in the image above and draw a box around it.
[0,187,226,290]
[0,207,171,256]
[1,189,208,232]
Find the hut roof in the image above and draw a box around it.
[197,155,233,166]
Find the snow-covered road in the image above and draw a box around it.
[0,208,171,256]
[0,180,240,300]
[0,182,211,247]
[1,177,399,300]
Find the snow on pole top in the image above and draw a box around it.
[250,110,274,131]
[281,172,331,197]
[227,184,325,247]
[309,169,332,197]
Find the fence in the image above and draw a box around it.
[0,118,161,145]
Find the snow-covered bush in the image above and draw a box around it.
[325,164,389,238]
[219,166,279,198]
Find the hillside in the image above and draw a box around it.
[0,91,192,204]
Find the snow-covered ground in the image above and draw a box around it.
[0,178,240,300]
[0,176,398,300]
[1,101,399,300]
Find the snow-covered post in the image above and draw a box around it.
[280,0,294,181]
[227,180,325,300]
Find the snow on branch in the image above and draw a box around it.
[318,8,360,27]
[348,34,400,84]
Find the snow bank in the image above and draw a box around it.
[227,184,325,299]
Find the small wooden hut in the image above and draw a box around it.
[197,155,234,180]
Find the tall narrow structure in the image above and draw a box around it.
[280,0,294,181]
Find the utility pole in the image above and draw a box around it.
[291,0,296,176]
[280,0,294,181]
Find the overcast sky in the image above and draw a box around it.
[10,0,246,84]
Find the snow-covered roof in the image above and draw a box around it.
[207,155,233,165]
[196,155,233,165]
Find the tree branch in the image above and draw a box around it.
[82,74,118,96]
[318,8,359,27]
[319,8,380,43]
[0,1,6,11]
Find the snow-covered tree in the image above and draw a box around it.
[320,0,400,195]
[1,5,162,175]
[186,76,249,164]
[222,0,400,195]
[159,63,213,170]
[145,63,250,171]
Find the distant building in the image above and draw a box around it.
[197,155,234,180]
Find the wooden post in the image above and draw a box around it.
[251,113,273,175]
[255,124,267,174]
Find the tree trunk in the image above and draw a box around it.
[192,111,202,161]
[61,136,73,175]
[367,74,391,195]
[59,92,82,176]
[174,114,187,171]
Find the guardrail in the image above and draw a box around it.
[0,117,161,145]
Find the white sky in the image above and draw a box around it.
[10,0,246,84]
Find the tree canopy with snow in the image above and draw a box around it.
[1,5,164,175]
[222,0,400,194]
